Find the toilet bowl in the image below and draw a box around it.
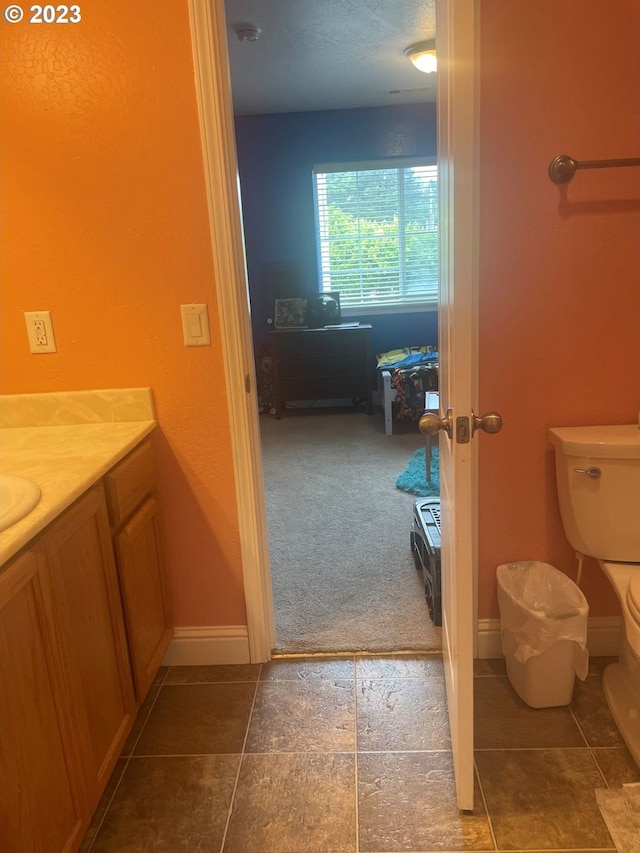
[549,424,640,767]
[600,562,640,767]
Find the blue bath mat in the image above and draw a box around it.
[396,447,440,497]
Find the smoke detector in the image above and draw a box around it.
[234,25,261,42]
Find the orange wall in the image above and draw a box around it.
[2,0,638,635]
[0,1,247,626]
[478,0,640,618]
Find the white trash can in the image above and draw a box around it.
[496,561,589,708]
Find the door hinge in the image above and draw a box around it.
[456,416,470,444]
[245,373,251,393]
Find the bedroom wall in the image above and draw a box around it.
[477,0,640,619]
[234,104,438,362]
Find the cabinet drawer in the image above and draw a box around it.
[278,354,365,380]
[274,330,369,359]
[104,440,155,528]
[279,376,370,400]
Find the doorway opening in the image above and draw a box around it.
[223,2,442,655]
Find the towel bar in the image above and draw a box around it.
[549,154,640,184]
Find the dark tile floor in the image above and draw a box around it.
[81,655,640,852]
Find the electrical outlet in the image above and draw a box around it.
[33,320,47,346]
[25,311,57,353]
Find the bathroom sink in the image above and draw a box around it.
[0,473,42,532]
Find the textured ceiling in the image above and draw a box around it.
[224,0,437,115]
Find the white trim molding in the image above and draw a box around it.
[162,626,251,666]
[188,0,275,662]
[477,617,623,660]
[476,619,504,660]
[585,617,624,657]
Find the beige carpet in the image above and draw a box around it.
[595,783,640,852]
[259,408,442,654]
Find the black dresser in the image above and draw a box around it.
[269,325,373,418]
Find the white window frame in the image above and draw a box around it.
[313,157,438,315]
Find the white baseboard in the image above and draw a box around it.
[162,625,251,666]
[476,616,622,660]
[476,619,504,660]
[585,617,624,656]
[161,617,622,667]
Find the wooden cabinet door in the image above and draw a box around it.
[115,496,172,701]
[0,549,87,853]
[45,486,135,810]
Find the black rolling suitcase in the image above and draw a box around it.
[410,497,442,626]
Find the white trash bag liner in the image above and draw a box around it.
[497,561,589,680]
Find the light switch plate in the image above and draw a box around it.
[180,304,211,346]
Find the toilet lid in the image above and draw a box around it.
[628,575,640,625]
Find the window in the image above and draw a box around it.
[313,159,438,312]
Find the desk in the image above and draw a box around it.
[269,325,373,419]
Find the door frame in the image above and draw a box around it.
[188,0,479,666]
[188,0,274,662]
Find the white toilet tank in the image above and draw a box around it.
[549,425,640,563]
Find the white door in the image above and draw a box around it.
[428,0,479,811]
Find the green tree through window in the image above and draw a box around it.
[314,160,438,309]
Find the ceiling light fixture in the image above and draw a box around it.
[234,25,261,42]
[404,40,437,74]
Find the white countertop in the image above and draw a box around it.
[0,389,156,566]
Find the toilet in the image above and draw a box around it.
[549,424,640,768]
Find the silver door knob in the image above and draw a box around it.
[471,410,503,436]
[419,408,453,439]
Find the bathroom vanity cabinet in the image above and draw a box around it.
[105,439,172,702]
[0,547,87,853]
[0,437,171,853]
[0,485,135,852]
